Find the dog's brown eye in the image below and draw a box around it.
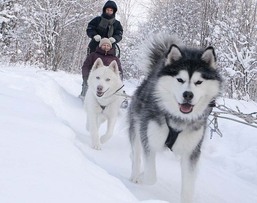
[195,81,202,85]
[177,78,184,83]
[96,76,100,80]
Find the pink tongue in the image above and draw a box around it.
[180,103,193,113]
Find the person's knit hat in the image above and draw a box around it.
[99,38,112,48]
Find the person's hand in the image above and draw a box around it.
[93,35,101,42]
[109,37,116,43]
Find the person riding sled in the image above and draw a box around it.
[86,0,123,57]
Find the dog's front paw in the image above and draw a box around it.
[92,144,101,150]
[130,176,142,184]
[92,141,101,150]
[130,173,144,184]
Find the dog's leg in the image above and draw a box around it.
[142,150,157,185]
[100,112,118,144]
[89,116,101,150]
[86,115,90,131]
[180,146,201,203]
[130,130,142,183]
[173,127,204,203]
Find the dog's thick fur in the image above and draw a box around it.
[84,58,123,150]
[128,34,222,203]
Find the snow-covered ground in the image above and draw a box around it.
[0,64,257,203]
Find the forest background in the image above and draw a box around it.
[0,0,256,101]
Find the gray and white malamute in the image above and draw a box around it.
[128,34,222,203]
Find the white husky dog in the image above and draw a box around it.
[84,58,123,150]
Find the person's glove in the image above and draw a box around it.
[109,37,116,43]
[93,35,101,42]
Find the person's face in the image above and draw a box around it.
[105,8,114,15]
[101,43,111,51]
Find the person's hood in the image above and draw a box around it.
[102,1,117,14]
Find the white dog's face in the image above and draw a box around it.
[90,67,118,97]
[87,58,122,98]
[156,70,220,120]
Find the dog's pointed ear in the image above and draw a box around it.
[165,44,182,66]
[109,60,119,75]
[201,46,217,69]
[92,58,104,70]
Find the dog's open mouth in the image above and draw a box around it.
[96,88,109,97]
[179,103,194,114]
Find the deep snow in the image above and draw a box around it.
[0,64,257,203]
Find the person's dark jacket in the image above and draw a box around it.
[86,1,123,53]
[82,46,123,82]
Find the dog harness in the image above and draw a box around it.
[165,101,215,150]
[100,105,106,111]
[97,85,125,111]
[165,117,181,151]
[165,126,181,151]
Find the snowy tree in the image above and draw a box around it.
[1,0,256,101]
[114,0,146,79]
[6,0,103,71]
[119,31,143,80]
[0,0,20,60]
[136,0,205,45]
[19,0,90,70]
[115,0,134,32]
[133,0,257,101]
[207,0,257,100]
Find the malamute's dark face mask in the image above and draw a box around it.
[156,45,222,117]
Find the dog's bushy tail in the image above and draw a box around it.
[136,33,183,75]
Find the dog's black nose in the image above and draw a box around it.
[183,91,194,101]
[97,85,103,91]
